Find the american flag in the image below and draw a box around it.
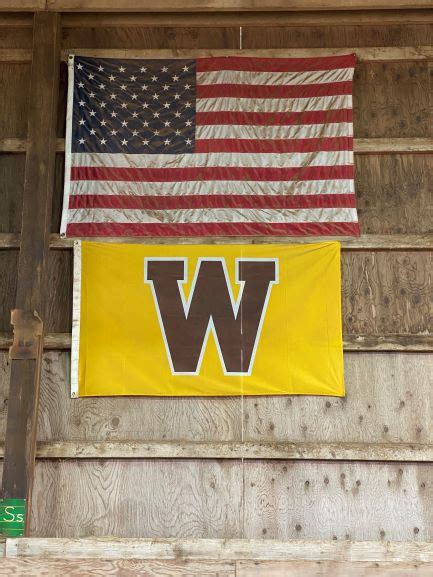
[61,54,359,237]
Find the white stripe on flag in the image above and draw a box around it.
[196,95,352,113]
[67,207,358,225]
[197,68,354,86]
[71,150,353,169]
[196,122,353,140]
[69,179,355,197]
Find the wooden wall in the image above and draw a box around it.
[0,10,432,542]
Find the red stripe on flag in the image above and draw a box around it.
[69,193,357,210]
[195,137,353,154]
[66,221,361,237]
[196,81,353,99]
[196,109,352,126]
[71,165,355,183]
[196,54,356,73]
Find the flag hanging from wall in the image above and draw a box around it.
[61,54,359,238]
[71,241,344,397]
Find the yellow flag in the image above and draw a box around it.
[72,241,344,397]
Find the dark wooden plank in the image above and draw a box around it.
[353,62,431,138]
[62,26,240,49]
[0,251,17,332]
[0,63,30,138]
[0,27,33,49]
[0,13,60,537]
[0,155,25,233]
[242,24,433,47]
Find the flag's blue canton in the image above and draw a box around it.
[72,56,196,154]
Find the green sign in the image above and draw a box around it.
[0,499,26,537]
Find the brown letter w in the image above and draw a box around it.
[145,258,278,375]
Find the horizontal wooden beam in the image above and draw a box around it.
[7,537,433,562]
[3,137,433,154]
[60,47,433,62]
[42,0,433,12]
[60,9,433,27]
[1,46,431,63]
[0,440,426,461]
[0,233,432,251]
[0,332,431,352]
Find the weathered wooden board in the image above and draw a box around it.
[0,63,30,138]
[244,353,433,444]
[0,251,17,332]
[243,461,433,541]
[7,536,433,562]
[241,24,433,48]
[0,28,33,49]
[0,155,25,233]
[341,252,432,336]
[35,351,242,442]
[355,155,432,235]
[237,560,433,576]
[1,557,432,576]
[40,250,433,335]
[62,26,240,50]
[0,558,236,576]
[29,460,243,538]
[354,63,432,138]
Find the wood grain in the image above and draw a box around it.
[29,460,243,538]
[0,251,17,332]
[342,252,432,335]
[41,0,433,11]
[62,26,240,50]
[36,351,241,441]
[244,353,433,444]
[356,155,432,234]
[7,536,433,562]
[0,155,25,233]
[0,63,30,137]
[242,24,433,48]
[0,558,236,576]
[237,560,433,576]
[59,47,433,62]
[4,440,433,462]
[60,11,433,27]
[243,461,433,540]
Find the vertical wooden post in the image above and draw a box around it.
[1,12,60,536]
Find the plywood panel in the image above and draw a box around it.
[0,558,236,576]
[244,353,433,444]
[243,461,433,541]
[62,27,240,50]
[43,249,433,335]
[29,460,243,538]
[0,63,30,138]
[0,250,17,332]
[342,252,432,336]
[353,62,431,138]
[355,155,432,234]
[0,154,25,233]
[237,560,433,576]
[36,351,242,442]
[241,24,433,48]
